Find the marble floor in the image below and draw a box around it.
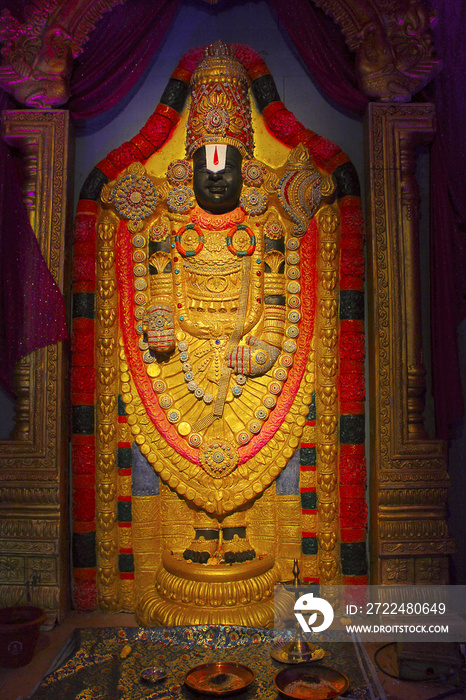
[0,613,464,700]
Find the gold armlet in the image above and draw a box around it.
[263,304,286,347]
[150,272,173,301]
[264,273,285,297]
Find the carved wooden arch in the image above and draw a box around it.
[312,0,439,101]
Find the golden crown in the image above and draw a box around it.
[186,41,254,159]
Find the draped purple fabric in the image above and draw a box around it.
[0,97,67,395]
[429,1,466,438]
[69,0,181,119]
[270,0,368,114]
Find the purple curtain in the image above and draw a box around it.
[271,0,368,114]
[0,95,67,395]
[429,1,466,438]
[69,0,181,119]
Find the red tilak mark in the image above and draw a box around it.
[213,146,219,166]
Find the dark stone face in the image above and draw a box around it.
[193,145,243,215]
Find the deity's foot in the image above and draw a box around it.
[222,526,255,563]
[183,527,219,564]
[183,525,256,564]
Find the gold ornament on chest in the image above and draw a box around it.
[204,231,225,254]
[205,276,228,294]
[171,219,262,335]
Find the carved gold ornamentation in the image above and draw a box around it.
[137,551,277,627]
[98,136,321,522]
[0,0,124,107]
[0,520,58,539]
[186,41,254,158]
[383,558,410,583]
[278,145,325,236]
[380,520,448,540]
[96,210,120,612]
[0,583,59,612]
[415,557,448,584]
[115,351,312,516]
[366,104,454,585]
[0,111,72,621]
[8,357,31,441]
[313,0,440,102]
[112,164,159,231]
[95,130,322,620]
[315,204,341,585]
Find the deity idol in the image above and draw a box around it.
[72,41,366,626]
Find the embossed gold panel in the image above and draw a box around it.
[365,104,455,584]
[0,111,72,623]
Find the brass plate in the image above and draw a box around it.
[274,664,349,699]
[184,662,255,696]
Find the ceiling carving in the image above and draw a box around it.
[314,0,440,101]
[0,0,439,107]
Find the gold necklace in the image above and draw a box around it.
[190,205,246,230]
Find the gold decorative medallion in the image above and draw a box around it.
[199,439,239,478]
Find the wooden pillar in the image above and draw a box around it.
[365,103,455,585]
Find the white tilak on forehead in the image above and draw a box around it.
[205,143,227,173]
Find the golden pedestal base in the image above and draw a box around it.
[136,551,279,627]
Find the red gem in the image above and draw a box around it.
[177,303,182,308]
[174,256,178,262]
[256,271,261,276]
[256,223,260,226]
[257,298,261,303]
